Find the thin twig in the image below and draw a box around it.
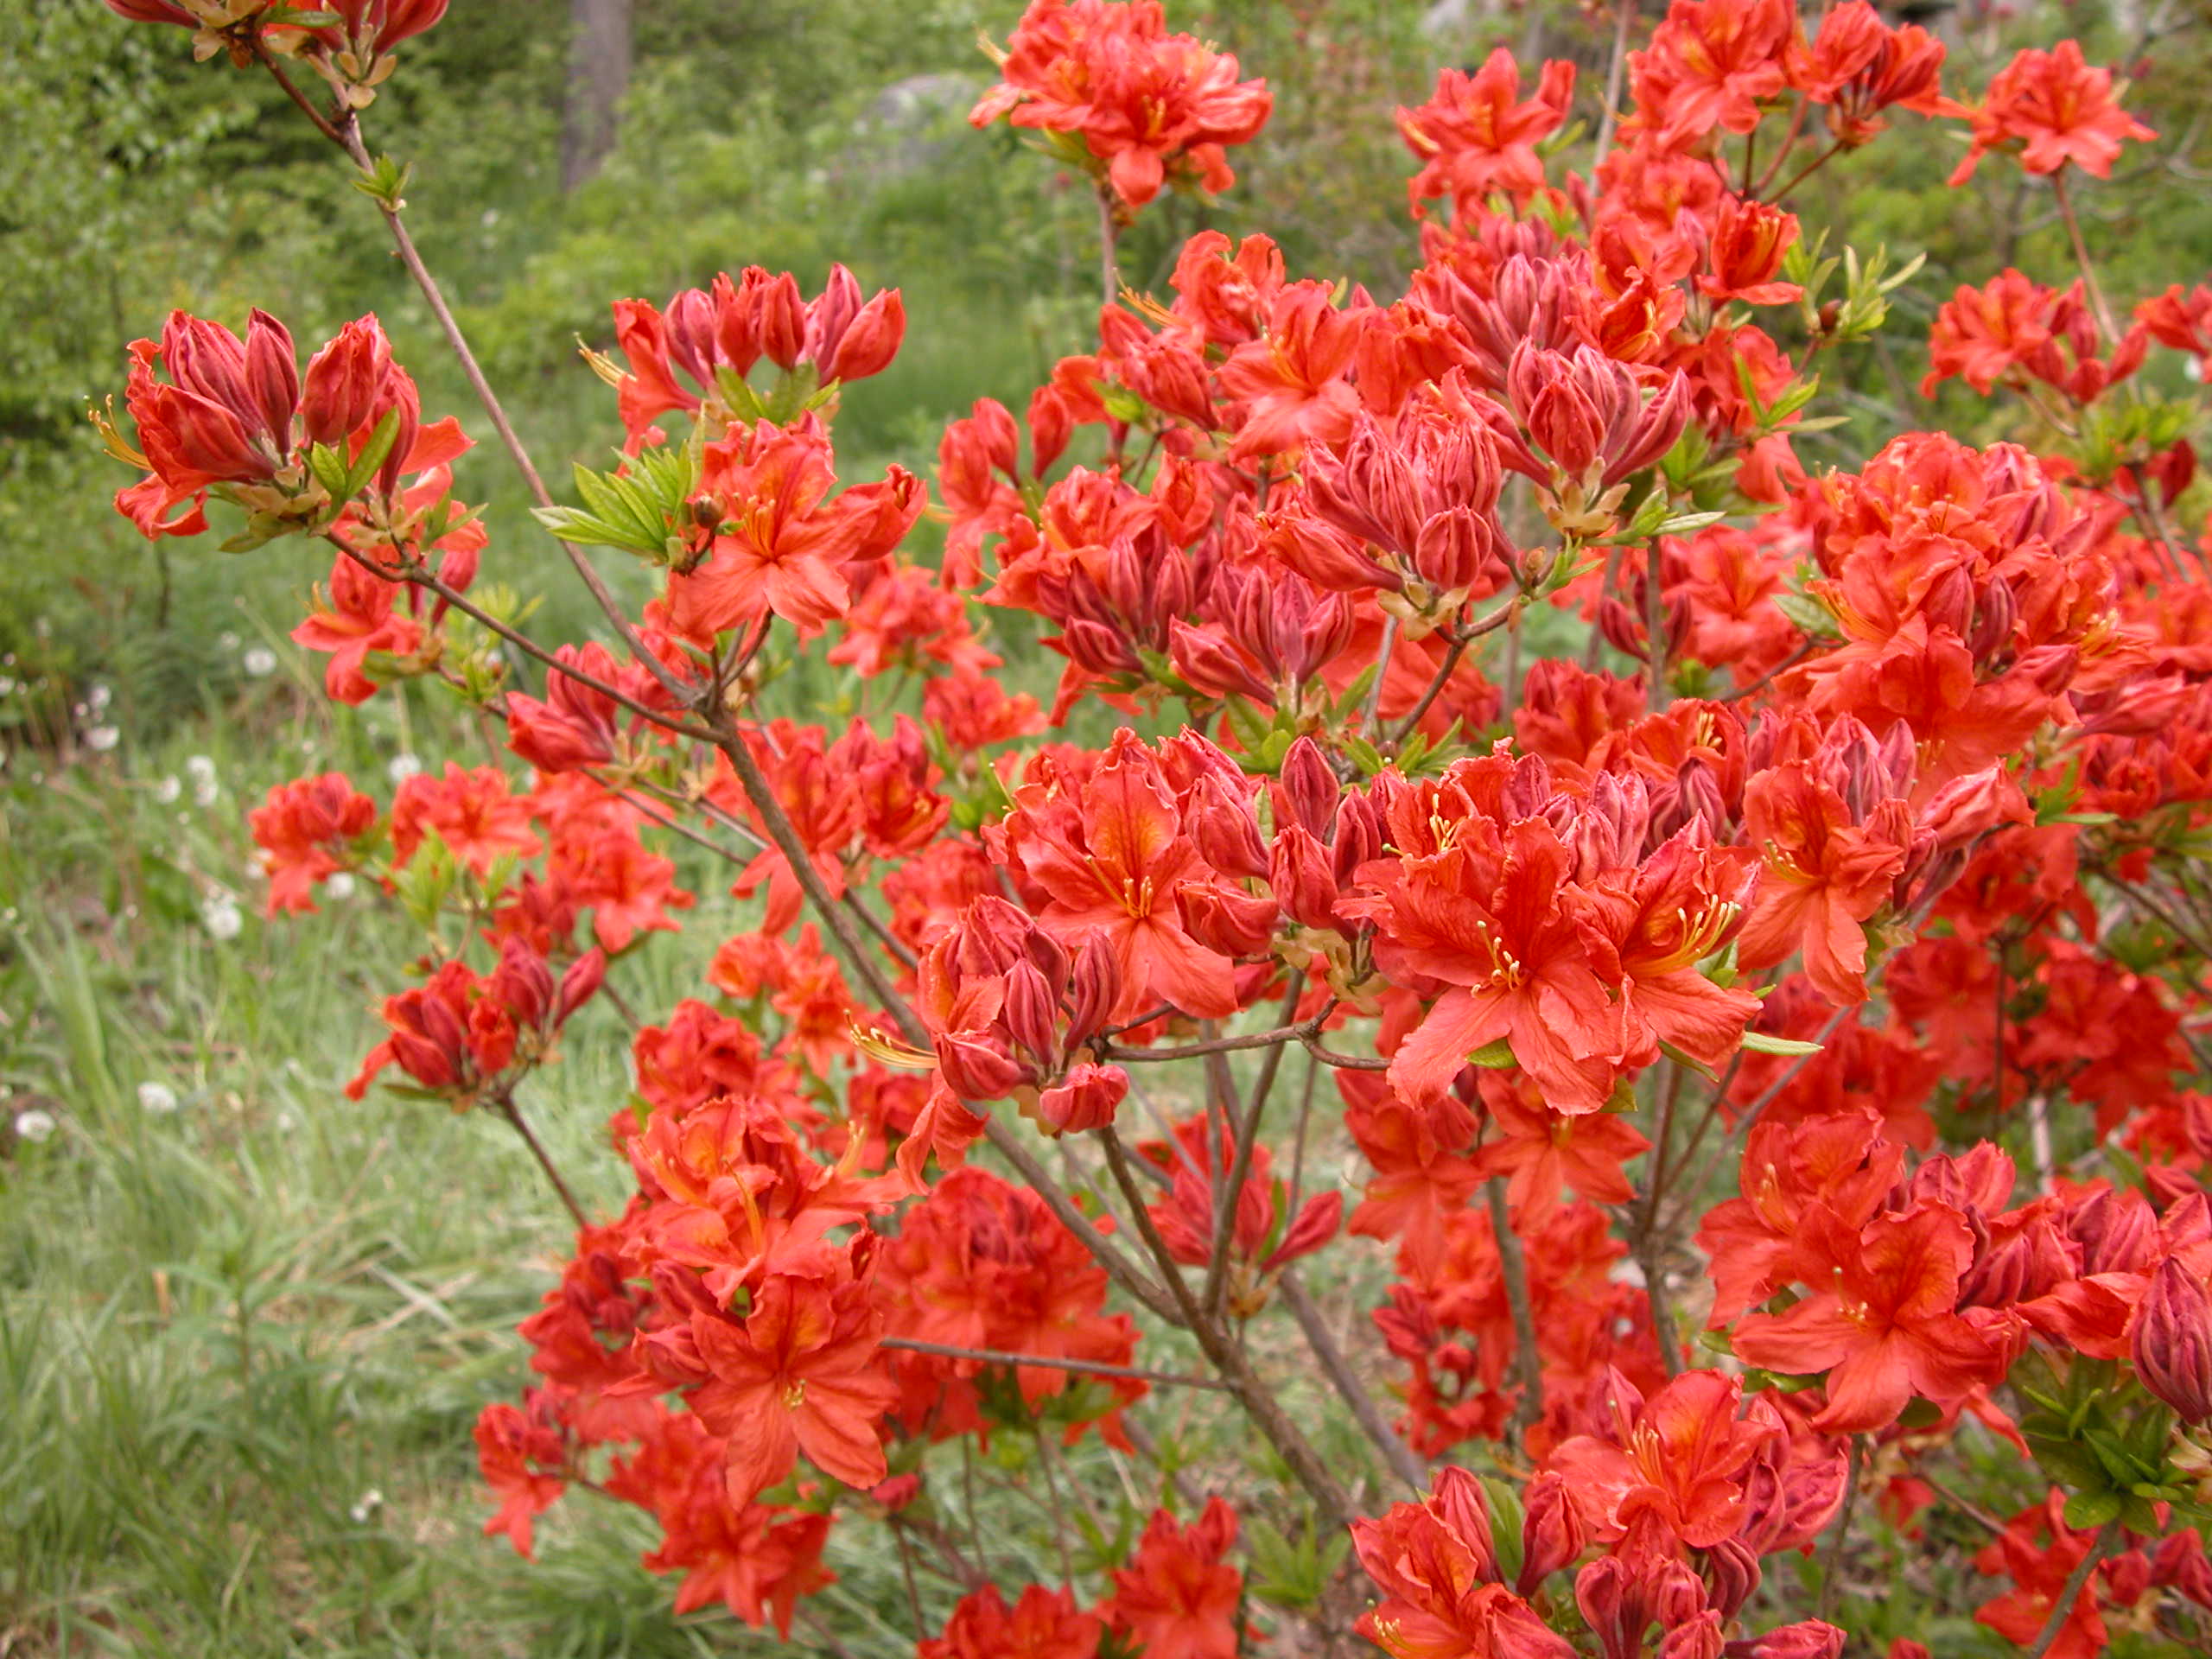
[1363,616,1399,734]
[1096,188,1122,312]
[2051,170,2120,344]
[2025,1522,2115,1659]
[332,543,715,742]
[1204,982,1307,1319]
[1485,1179,1545,1433]
[1816,1433,1865,1623]
[1592,0,1637,162]
[492,1090,588,1230]
[878,1336,1230,1392]
[1389,600,1521,747]
[1099,1127,1355,1529]
[306,99,696,709]
[1278,1268,1428,1496]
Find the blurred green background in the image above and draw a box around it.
[3,1,2209,1653]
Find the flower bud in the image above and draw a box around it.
[803,264,862,370]
[490,938,556,1030]
[1261,1189,1342,1271]
[706,270,763,376]
[242,308,300,450]
[1170,619,1272,702]
[1035,1062,1127,1135]
[1066,934,1122,1048]
[662,285,719,391]
[556,949,607,1025]
[1027,384,1073,476]
[1275,737,1339,839]
[1000,960,1060,1065]
[820,289,905,385]
[1185,772,1268,880]
[1728,1622,1846,1659]
[367,370,422,497]
[1700,1535,1762,1619]
[2133,1256,2212,1424]
[1271,824,1342,934]
[1178,881,1278,958]
[1920,766,2031,852]
[164,312,251,416]
[302,316,396,447]
[1516,1470,1584,1595]
[937,1033,1028,1102]
[1527,378,1602,482]
[752,270,806,371]
[1332,791,1385,887]
[2073,1185,2159,1274]
[1658,1611,1725,1659]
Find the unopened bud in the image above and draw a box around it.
[1034,1063,1127,1135]
[2134,1257,2212,1424]
[1516,1470,1584,1596]
[1177,881,1277,959]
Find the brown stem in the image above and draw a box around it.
[1096,188,1122,312]
[1389,598,1521,747]
[1643,538,1671,712]
[1769,138,1846,206]
[1099,1128,1356,1529]
[1634,1062,1686,1377]
[2051,170,2120,344]
[598,779,752,865]
[1278,1268,1428,1496]
[1815,1433,1865,1623]
[878,1335,1230,1392]
[888,1510,989,1593]
[1104,1018,1325,1064]
[492,1090,588,1230]
[1304,1038,1390,1071]
[1203,981,1306,1319]
[1592,0,1637,162]
[2101,872,2212,960]
[257,48,347,145]
[1713,639,1813,702]
[1585,545,1625,668]
[309,105,696,710]
[1363,616,1398,734]
[842,888,919,971]
[330,543,716,744]
[1748,96,1810,198]
[1484,1179,1544,1434]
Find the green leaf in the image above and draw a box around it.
[343,406,404,498]
[2063,1488,2122,1530]
[1740,1031,1822,1057]
[1468,1038,1516,1068]
[307,442,352,500]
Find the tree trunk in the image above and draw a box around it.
[560,0,632,191]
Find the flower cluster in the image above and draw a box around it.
[969,0,1273,209]
[98,0,2212,1652]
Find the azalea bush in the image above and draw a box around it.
[87,0,2212,1654]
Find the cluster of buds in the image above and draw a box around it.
[603,266,907,442]
[346,937,607,1107]
[95,309,449,552]
[1488,345,1691,538]
[912,897,1130,1146]
[1289,397,1516,626]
